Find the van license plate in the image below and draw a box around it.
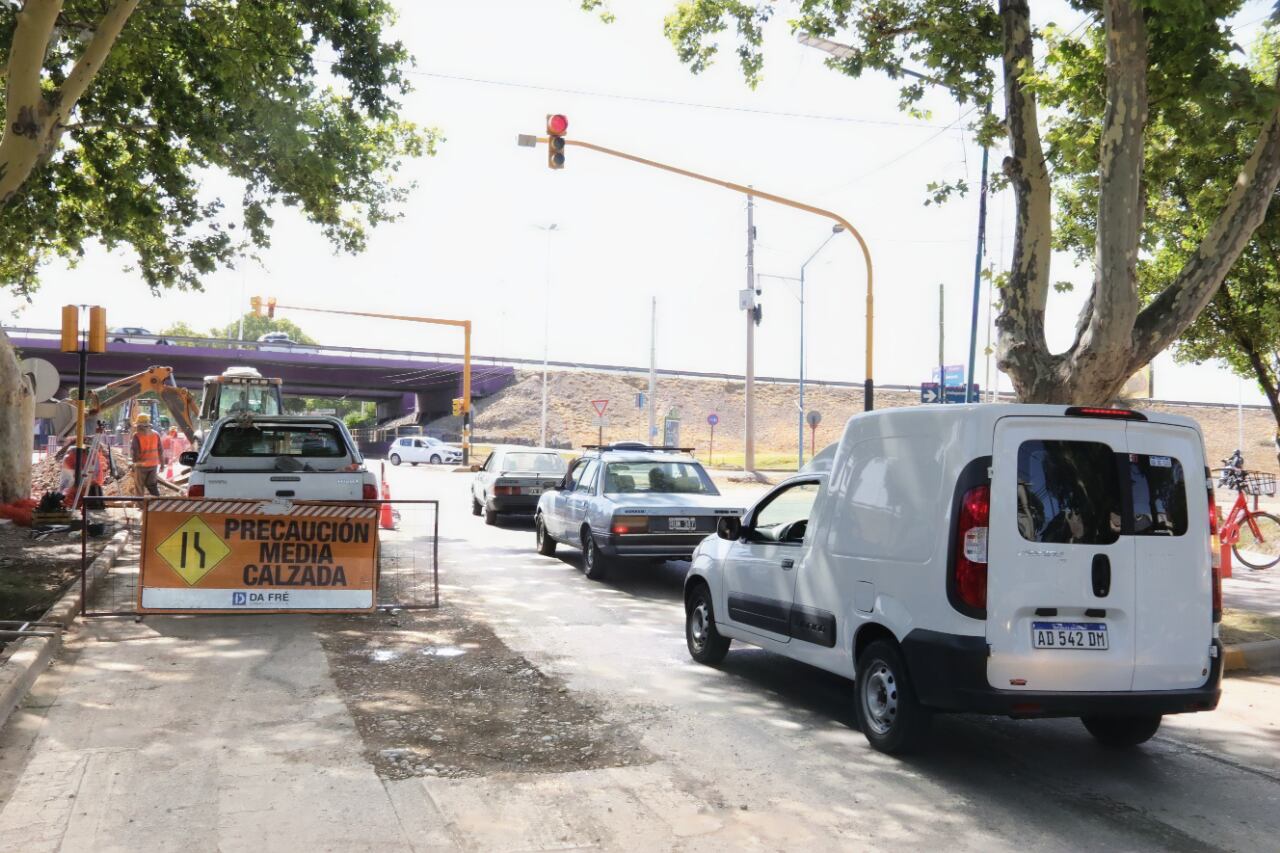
[668,517,697,531]
[1031,622,1108,650]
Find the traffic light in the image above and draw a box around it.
[60,305,79,352]
[451,397,464,417]
[250,296,263,317]
[87,306,107,353]
[267,297,277,319]
[546,113,567,169]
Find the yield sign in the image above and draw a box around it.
[591,399,609,417]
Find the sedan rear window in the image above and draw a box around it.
[1017,441,1122,544]
[502,452,566,473]
[211,425,346,458]
[604,461,718,495]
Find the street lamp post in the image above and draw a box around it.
[533,223,558,447]
[797,224,844,470]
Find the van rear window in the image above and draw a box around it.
[1017,442,1190,543]
[1128,454,1188,536]
[1017,441,1122,545]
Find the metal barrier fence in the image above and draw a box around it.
[79,497,439,617]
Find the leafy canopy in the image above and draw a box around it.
[0,0,432,296]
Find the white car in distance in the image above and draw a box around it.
[389,435,462,466]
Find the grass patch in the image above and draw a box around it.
[703,451,801,471]
[1221,609,1280,645]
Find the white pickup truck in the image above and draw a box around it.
[183,415,378,501]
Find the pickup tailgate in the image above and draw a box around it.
[199,472,369,501]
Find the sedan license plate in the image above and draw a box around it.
[1032,621,1108,650]
[668,517,697,532]
[524,487,542,496]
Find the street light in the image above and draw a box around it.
[798,224,843,469]
[533,223,558,447]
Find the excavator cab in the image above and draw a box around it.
[199,367,285,423]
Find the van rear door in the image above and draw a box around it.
[988,418,1136,692]
[1126,421,1212,690]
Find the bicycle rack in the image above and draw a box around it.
[0,620,64,640]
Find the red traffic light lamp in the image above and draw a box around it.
[547,114,568,169]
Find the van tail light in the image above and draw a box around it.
[187,484,205,498]
[362,483,378,500]
[954,485,990,613]
[1208,483,1222,622]
[611,515,649,535]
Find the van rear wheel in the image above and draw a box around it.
[855,640,931,755]
[1081,714,1162,748]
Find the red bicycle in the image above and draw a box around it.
[1215,451,1280,570]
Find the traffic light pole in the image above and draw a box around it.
[534,135,876,412]
[267,305,475,464]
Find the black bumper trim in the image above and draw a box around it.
[899,628,1223,718]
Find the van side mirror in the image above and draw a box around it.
[716,516,742,541]
[179,450,198,467]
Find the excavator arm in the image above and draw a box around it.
[57,366,199,444]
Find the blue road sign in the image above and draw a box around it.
[707,413,719,427]
[932,364,966,387]
[921,382,979,404]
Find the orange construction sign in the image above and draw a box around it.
[139,499,378,613]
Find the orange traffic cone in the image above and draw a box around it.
[379,473,395,530]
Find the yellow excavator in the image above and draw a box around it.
[56,366,200,445]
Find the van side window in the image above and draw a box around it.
[1017,441,1122,545]
[1128,454,1187,536]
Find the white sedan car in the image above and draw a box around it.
[388,435,462,466]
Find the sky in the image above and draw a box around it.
[5,0,1277,406]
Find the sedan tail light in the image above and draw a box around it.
[494,485,520,496]
[611,515,649,535]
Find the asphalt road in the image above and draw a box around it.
[391,464,1280,853]
[0,463,1276,851]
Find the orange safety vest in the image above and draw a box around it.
[134,430,161,468]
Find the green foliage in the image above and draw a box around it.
[0,0,433,297]
[661,0,1000,105]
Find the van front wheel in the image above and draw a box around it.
[855,640,931,755]
[1081,714,1162,748]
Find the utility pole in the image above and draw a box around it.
[745,192,756,473]
[536,223,557,448]
[939,283,945,405]
[648,297,657,444]
[966,102,992,403]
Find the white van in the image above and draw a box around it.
[684,404,1222,754]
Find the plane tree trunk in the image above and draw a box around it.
[0,0,139,499]
[0,330,34,503]
[995,0,1280,404]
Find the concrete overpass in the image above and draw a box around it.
[8,328,516,423]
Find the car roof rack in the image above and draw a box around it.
[581,443,696,453]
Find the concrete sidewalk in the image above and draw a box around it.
[1223,564,1280,618]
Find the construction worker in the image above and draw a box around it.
[63,444,108,509]
[130,414,165,496]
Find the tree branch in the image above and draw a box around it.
[54,0,140,122]
[4,0,61,126]
[1129,76,1280,373]
[994,0,1055,389]
[1071,0,1146,370]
